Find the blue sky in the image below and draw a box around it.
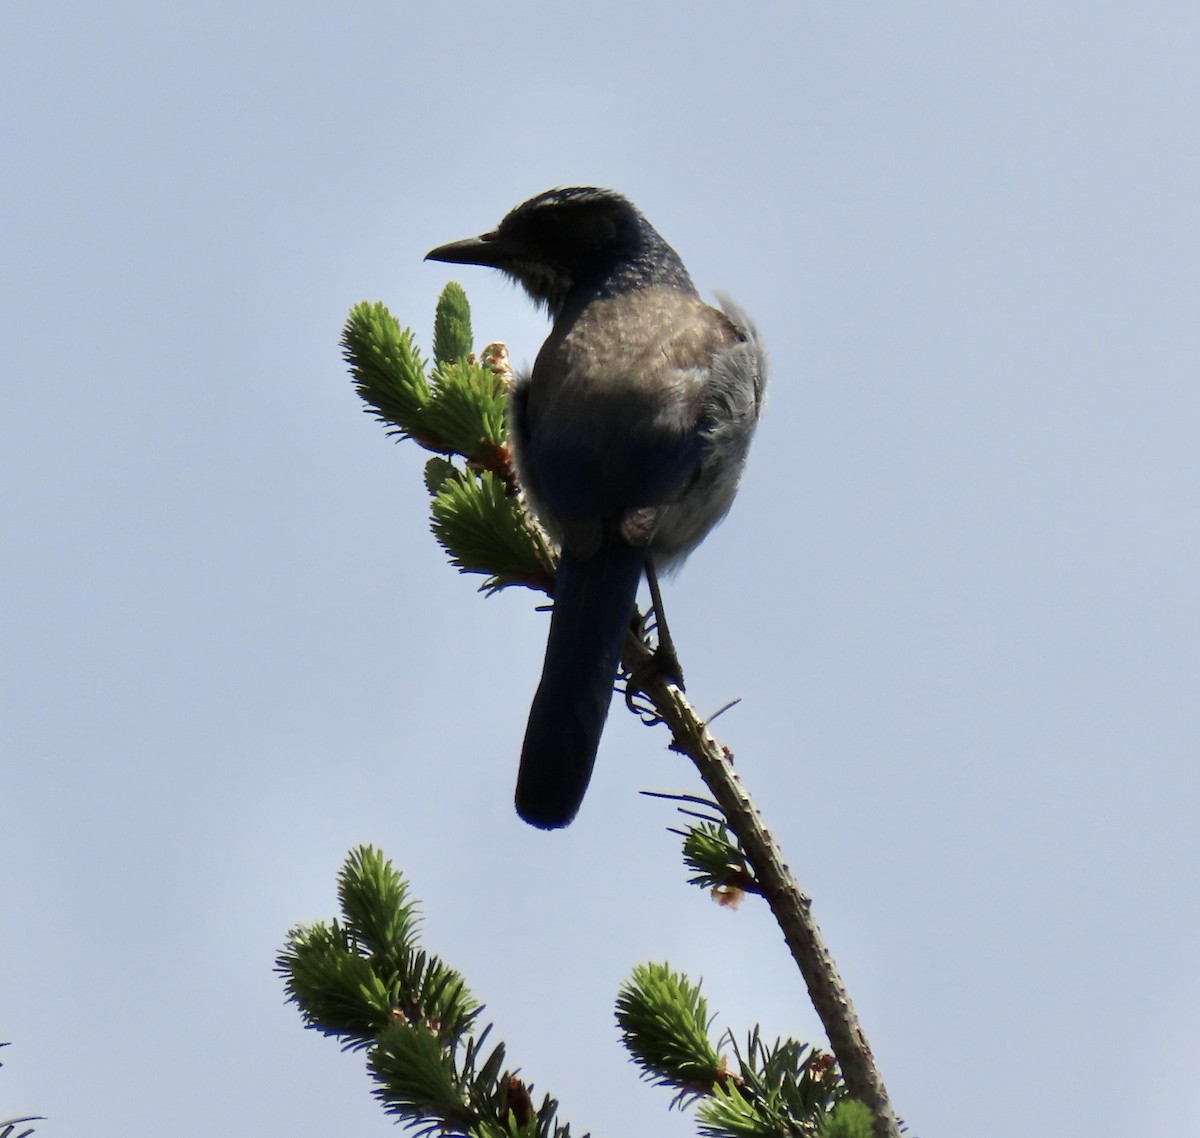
[3,4,1198,1137]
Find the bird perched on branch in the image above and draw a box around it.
[427,187,766,829]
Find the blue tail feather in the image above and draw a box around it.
[515,540,646,829]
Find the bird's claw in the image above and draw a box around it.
[625,643,686,702]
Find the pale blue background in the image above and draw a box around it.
[3,4,1198,1136]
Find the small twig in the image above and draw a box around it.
[705,697,743,725]
[622,633,903,1138]
[638,790,721,811]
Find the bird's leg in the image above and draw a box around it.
[622,557,686,708]
[618,511,686,692]
[644,558,685,689]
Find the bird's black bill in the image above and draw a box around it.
[425,233,505,267]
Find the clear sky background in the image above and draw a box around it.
[3,4,1198,1136]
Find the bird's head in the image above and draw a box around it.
[426,187,693,317]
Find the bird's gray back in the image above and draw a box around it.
[511,287,766,565]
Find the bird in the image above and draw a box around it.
[426,187,766,829]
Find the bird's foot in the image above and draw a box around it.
[625,642,685,703]
[650,641,685,689]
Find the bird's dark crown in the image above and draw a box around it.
[426,187,696,317]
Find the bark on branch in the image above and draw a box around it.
[622,629,903,1138]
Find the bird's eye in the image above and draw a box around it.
[578,214,618,250]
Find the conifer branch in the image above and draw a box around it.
[277,847,582,1138]
[335,289,905,1138]
[620,642,901,1138]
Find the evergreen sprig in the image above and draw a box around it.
[342,300,432,444]
[370,1022,472,1134]
[430,467,554,595]
[422,358,510,457]
[675,820,759,902]
[616,967,856,1138]
[818,1100,876,1138]
[277,918,400,1049]
[343,287,555,595]
[696,1028,845,1138]
[433,281,474,365]
[338,842,420,957]
[615,963,724,1106]
[277,847,580,1138]
[371,1023,571,1138]
[700,1085,873,1138]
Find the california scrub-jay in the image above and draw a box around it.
[427,187,766,829]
